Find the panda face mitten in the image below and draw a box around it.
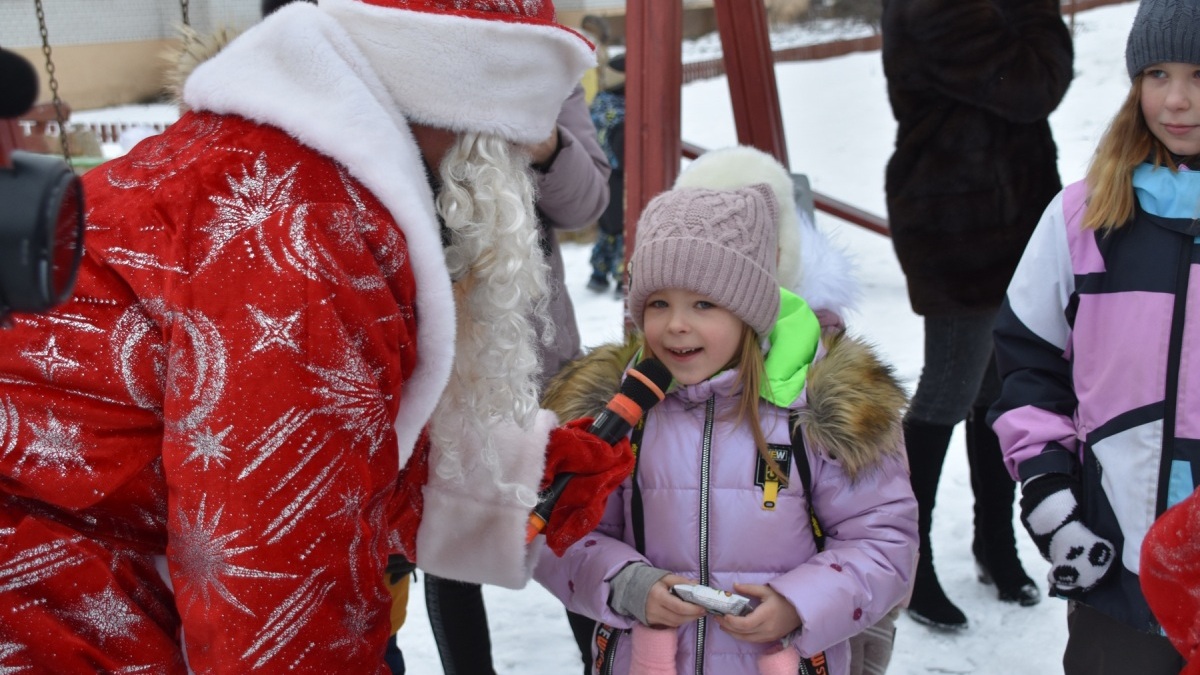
[1020,473,1116,595]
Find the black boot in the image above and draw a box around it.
[965,406,1040,606]
[904,418,969,631]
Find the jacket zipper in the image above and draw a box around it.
[1158,234,1193,514]
[601,627,623,675]
[694,396,716,674]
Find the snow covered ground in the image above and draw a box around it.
[67,2,1141,672]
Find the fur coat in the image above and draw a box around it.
[881,0,1074,316]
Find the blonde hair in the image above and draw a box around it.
[1084,74,1177,231]
[639,323,787,486]
[429,131,551,502]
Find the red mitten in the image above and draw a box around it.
[1140,486,1200,671]
[540,417,634,555]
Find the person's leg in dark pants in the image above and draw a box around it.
[903,313,997,631]
[965,361,1039,605]
[903,417,964,630]
[384,633,406,675]
[566,609,595,675]
[1064,601,1185,674]
[424,574,496,675]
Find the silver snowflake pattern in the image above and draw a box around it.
[0,537,88,593]
[105,115,225,191]
[238,407,315,480]
[329,488,365,522]
[160,309,229,435]
[62,586,144,644]
[17,412,92,476]
[112,305,167,415]
[280,166,407,292]
[200,155,298,271]
[260,450,344,545]
[241,568,334,669]
[182,425,234,470]
[20,335,81,380]
[308,352,391,456]
[106,247,188,275]
[172,496,293,615]
[13,309,104,335]
[327,598,374,655]
[0,399,17,461]
[0,641,29,674]
[248,306,302,354]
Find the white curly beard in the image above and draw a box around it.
[428,132,552,506]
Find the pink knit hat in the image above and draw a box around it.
[628,184,781,335]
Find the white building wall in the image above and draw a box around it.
[1,0,260,49]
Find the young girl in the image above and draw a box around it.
[989,1,1200,672]
[534,184,918,674]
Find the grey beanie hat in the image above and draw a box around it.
[628,184,780,336]
[1126,0,1200,78]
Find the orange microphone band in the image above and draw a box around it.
[625,367,668,402]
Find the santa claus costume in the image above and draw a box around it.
[0,0,611,672]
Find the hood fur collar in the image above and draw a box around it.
[541,330,906,481]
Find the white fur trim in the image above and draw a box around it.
[323,0,595,145]
[674,145,861,319]
[416,409,559,588]
[184,5,455,468]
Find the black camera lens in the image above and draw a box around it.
[0,150,85,314]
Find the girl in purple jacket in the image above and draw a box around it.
[535,184,918,675]
[990,1,1200,672]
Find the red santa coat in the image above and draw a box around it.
[0,5,567,672]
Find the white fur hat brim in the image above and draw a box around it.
[322,0,596,144]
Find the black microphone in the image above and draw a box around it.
[526,358,673,542]
[0,48,39,119]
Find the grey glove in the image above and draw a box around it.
[609,562,671,625]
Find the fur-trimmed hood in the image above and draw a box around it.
[542,324,906,481]
[162,25,241,109]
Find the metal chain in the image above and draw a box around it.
[34,0,71,168]
[181,0,190,27]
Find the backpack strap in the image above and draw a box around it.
[790,411,825,552]
[629,417,648,555]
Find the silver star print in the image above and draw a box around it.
[248,306,302,354]
[64,586,143,644]
[172,496,293,615]
[309,353,391,456]
[20,335,81,380]
[200,154,298,271]
[183,426,234,470]
[19,412,91,476]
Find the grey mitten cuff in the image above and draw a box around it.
[609,562,672,625]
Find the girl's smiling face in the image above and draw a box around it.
[642,288,745,386]
[1141,62,1200,157]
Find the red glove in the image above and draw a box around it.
[1140,486,1200,672]
[539,417,634,555]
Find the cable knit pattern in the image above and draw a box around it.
[628,184,780,335]
[1126,0,1200,78]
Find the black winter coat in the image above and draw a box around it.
[882,0,1073,316]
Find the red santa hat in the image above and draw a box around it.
[322,0,595,144]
